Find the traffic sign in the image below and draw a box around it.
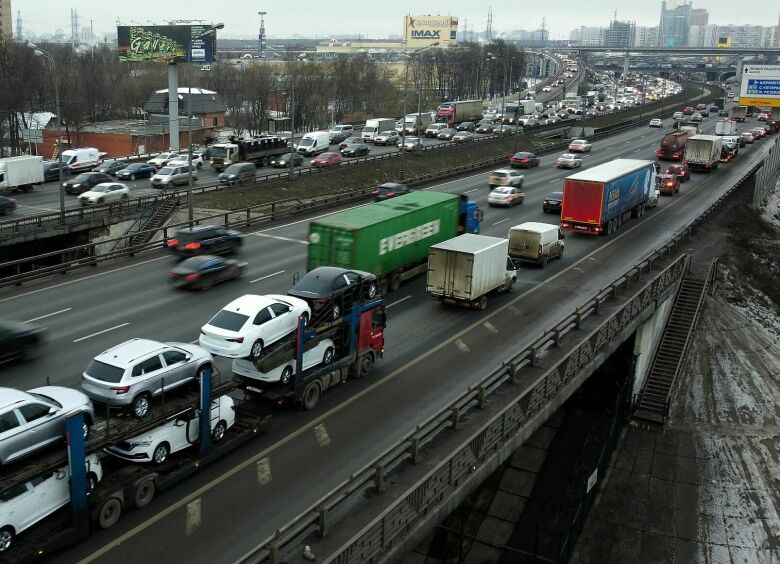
[739,65,780,108]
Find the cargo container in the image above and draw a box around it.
[426,234,516,310]
[560,159,656,235]
[210,135,289,171]
[508,222,565,266]
[435,100,483,127]
[684,135,722,171]
[307,192,482,292]
[656,130,691,161]
[715,119,737,136]
[362,118,396,142]
[732,106,747,122]
[0,155,44,194]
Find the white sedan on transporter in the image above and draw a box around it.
[199,294,311,359]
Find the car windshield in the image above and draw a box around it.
[73,173,91,182]
[299,138,314,146]
[492,172,508,178]
[549,192,563,199]
[560,154,576,159]
[91,186,110,193]
[126,164,143,171]
[158,167,174,175]
[85,359,125,383]
[492,187,512,194]
[225,164,244,174]
[293,275,334,295]
[209,310,249,332]
[210,147,228,158]
[320,153,338,159]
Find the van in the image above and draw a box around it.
[61,147,103,174]
[218,162,256,186]
[150,164,198,188]
[508,222,565,266]
[296,131,330,156]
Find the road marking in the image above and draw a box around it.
[633,149,641,153]
[18,204,59,212]
[387,295,412,308]
[493,218,510,225]
[483,321,499,334]
[256,458,272,486]
[23,307,71,323]
[73,322,130,343]
[253,233,308,244]
[185,499,201,536]
[509,305,522,316]
[455,339,470,353]
[549,179,560,184]
[250,270,286,284]
[314,423,331,447]
[464,188,479,194]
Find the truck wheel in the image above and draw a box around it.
[389,272,401,293]
[474,296,488,311]
[302,381,321,410]
[358,353,375,378]
[23,185,33,193]
[134,478,156,509]
[97,497,123,529]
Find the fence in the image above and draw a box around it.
[752,138,780,207]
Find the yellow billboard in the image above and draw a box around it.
[403,15,458,48]
[717,36,732,48]
[738,97,780,108]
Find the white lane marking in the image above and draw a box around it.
[455,339,470,353]
[509,305,522,316]
[0,256,169,304]
[493,218,510,225]
[185,498,201,536]
[73,322,130,343]
[549,179,560,183]
[483,321,498,334]
[387,295,412,308]
[464,188,479,194]
[250,270,286,284]
[256,458,272,486]
[24,307,71,323]
[253,233,308,244]
[633,149,641,153]
[314,423,331,447]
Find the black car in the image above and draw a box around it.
[542,191,563,214]
[270,153,304,168]
[64,172,113,195]
[218,162,256,186]
[116,163,156,181]
[475,123,495,134]
[664,164,690,183]
[456,121,475,132]
[340,143,370,157]
[42,161,67,182]
[329,130,348,144]
[168,255,245,290]
[437,128,458,140]
[94,160,129,176]
[0,321,45,363]
[288,266,380,320]
[509,152,540,168]
[166,225,243,258]
[718,109,729,117]
[338,137,359,150]
[0,196,17,216]
[372,182,411,202]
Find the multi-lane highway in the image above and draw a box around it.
[2,108,774,562]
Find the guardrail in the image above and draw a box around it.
[234,144,765,563]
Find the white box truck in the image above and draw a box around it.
[715,119,737,136]
[0,155,44,194]
[426,234,517,310]
[685,135,722,171]
[362,118,396,143]
[508,222,565,266]
[296,131,330,156]
[401,113,433,135]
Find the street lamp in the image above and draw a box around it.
[29,44,64,220]
[186,23,224,226]
[400,42,438,181]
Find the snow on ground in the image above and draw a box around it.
[759,179,780,232]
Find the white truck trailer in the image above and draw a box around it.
[0,155,44,194]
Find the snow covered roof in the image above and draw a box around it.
[154,88,216,95]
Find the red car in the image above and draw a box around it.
[311,152,343,168]
[656,173,679,195]
[664,164,690,183]
[682,107,695,116]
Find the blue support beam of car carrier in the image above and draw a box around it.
[65,413,89,537]
[198,366,213,457]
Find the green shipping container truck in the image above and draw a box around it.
[307,191,482,292]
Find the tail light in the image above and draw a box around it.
[520,159,528,163]
[666,182,674,187]
[184,242,201,250]
[167,238,179,247]
[371,189,379,195]
[185,273,200,281]
[226,336,244,343]
[110,385,130,394]
[386,192,395,197]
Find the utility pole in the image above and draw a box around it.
[400,42,438,181]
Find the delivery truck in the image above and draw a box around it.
[560,159,656,235]
[435,100,483,127]
[732,105,747,122]
[400,112,433,135]
[715,119,737,136]
[684,135,722,171]
[307,191,483,293]
[656,130,691,161]
[362,118,396,143]
[210,135,290,171]
[426,234,517,310]
[508,222,566,266]
[0,155,44,194]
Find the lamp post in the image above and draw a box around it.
[186,23,224,226]
[400,42,438,181]
[30,44,64,221]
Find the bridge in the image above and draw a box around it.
[559,46,780,57]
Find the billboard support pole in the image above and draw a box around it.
[168,62,180,151]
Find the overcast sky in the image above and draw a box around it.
[20,1,775,40]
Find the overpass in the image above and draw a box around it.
[559,46,780,58]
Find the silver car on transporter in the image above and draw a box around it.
[80,339,213,418]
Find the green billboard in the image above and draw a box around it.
[117,25,216,63]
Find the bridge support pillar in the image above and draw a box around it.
[623,53,629,79]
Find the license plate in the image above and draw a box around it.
[573,225,588,231]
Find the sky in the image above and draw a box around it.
[19,1,776,41]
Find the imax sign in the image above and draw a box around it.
[411,30,441,39]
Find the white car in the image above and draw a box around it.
[167,154,204,169]
[489,169,524,188]
[232,338,336,389]
[0,454,102,554]
[148,151,180,169]
[78,182,130,206]
[487,186,524,207]
[397,136,422,151]
[556,153,583,169]
[672,111,684,120]
[542,86,552,92]
[373,130,400,146]
[199,294,311,359]
[568,139,592,153]
[648,118,663,128]
[106,396,235,464]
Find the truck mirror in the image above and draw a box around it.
[373,308,387,328]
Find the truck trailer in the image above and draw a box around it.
[400,112,433,135]
[362,118,396,142]
[0,155,44,194]
[656,130,691,161]
[732,105,747,122]
[435,100,483,127]
[210,135,289,171]
[684,135,722,172]
[560,159,656,235]
[426,234,517,310]
[715,119,737,136]
[307,191,482,293]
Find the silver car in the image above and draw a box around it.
[0,387,94,465]
[80,339,213,418]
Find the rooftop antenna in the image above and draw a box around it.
[485,6,493,41]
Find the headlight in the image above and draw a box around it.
[127,440,152,449]
[72,183,81,188]
[228,174,237,179]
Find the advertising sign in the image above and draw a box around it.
[117,25,216,63]
[739,65,780,108]
[403,15,458,47]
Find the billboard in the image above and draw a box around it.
[739,65,780,108]
[117,25,216,63]
[403,15,458,48]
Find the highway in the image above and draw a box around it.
[1,109,773,562]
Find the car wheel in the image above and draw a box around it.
[87,472,98,495]
[366,280,379,298]
[82,418,91,440]
[152,442,170,465]
[250,340,264,359]
[212,420,227,442]
[130,174,136,181]
[302,381,321,410]
[332,303,341,320]
[0,527,14,553]
[323,347,334,365]
[132,393,151,418]
[281,366,293,384]
[389,273,400,293]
